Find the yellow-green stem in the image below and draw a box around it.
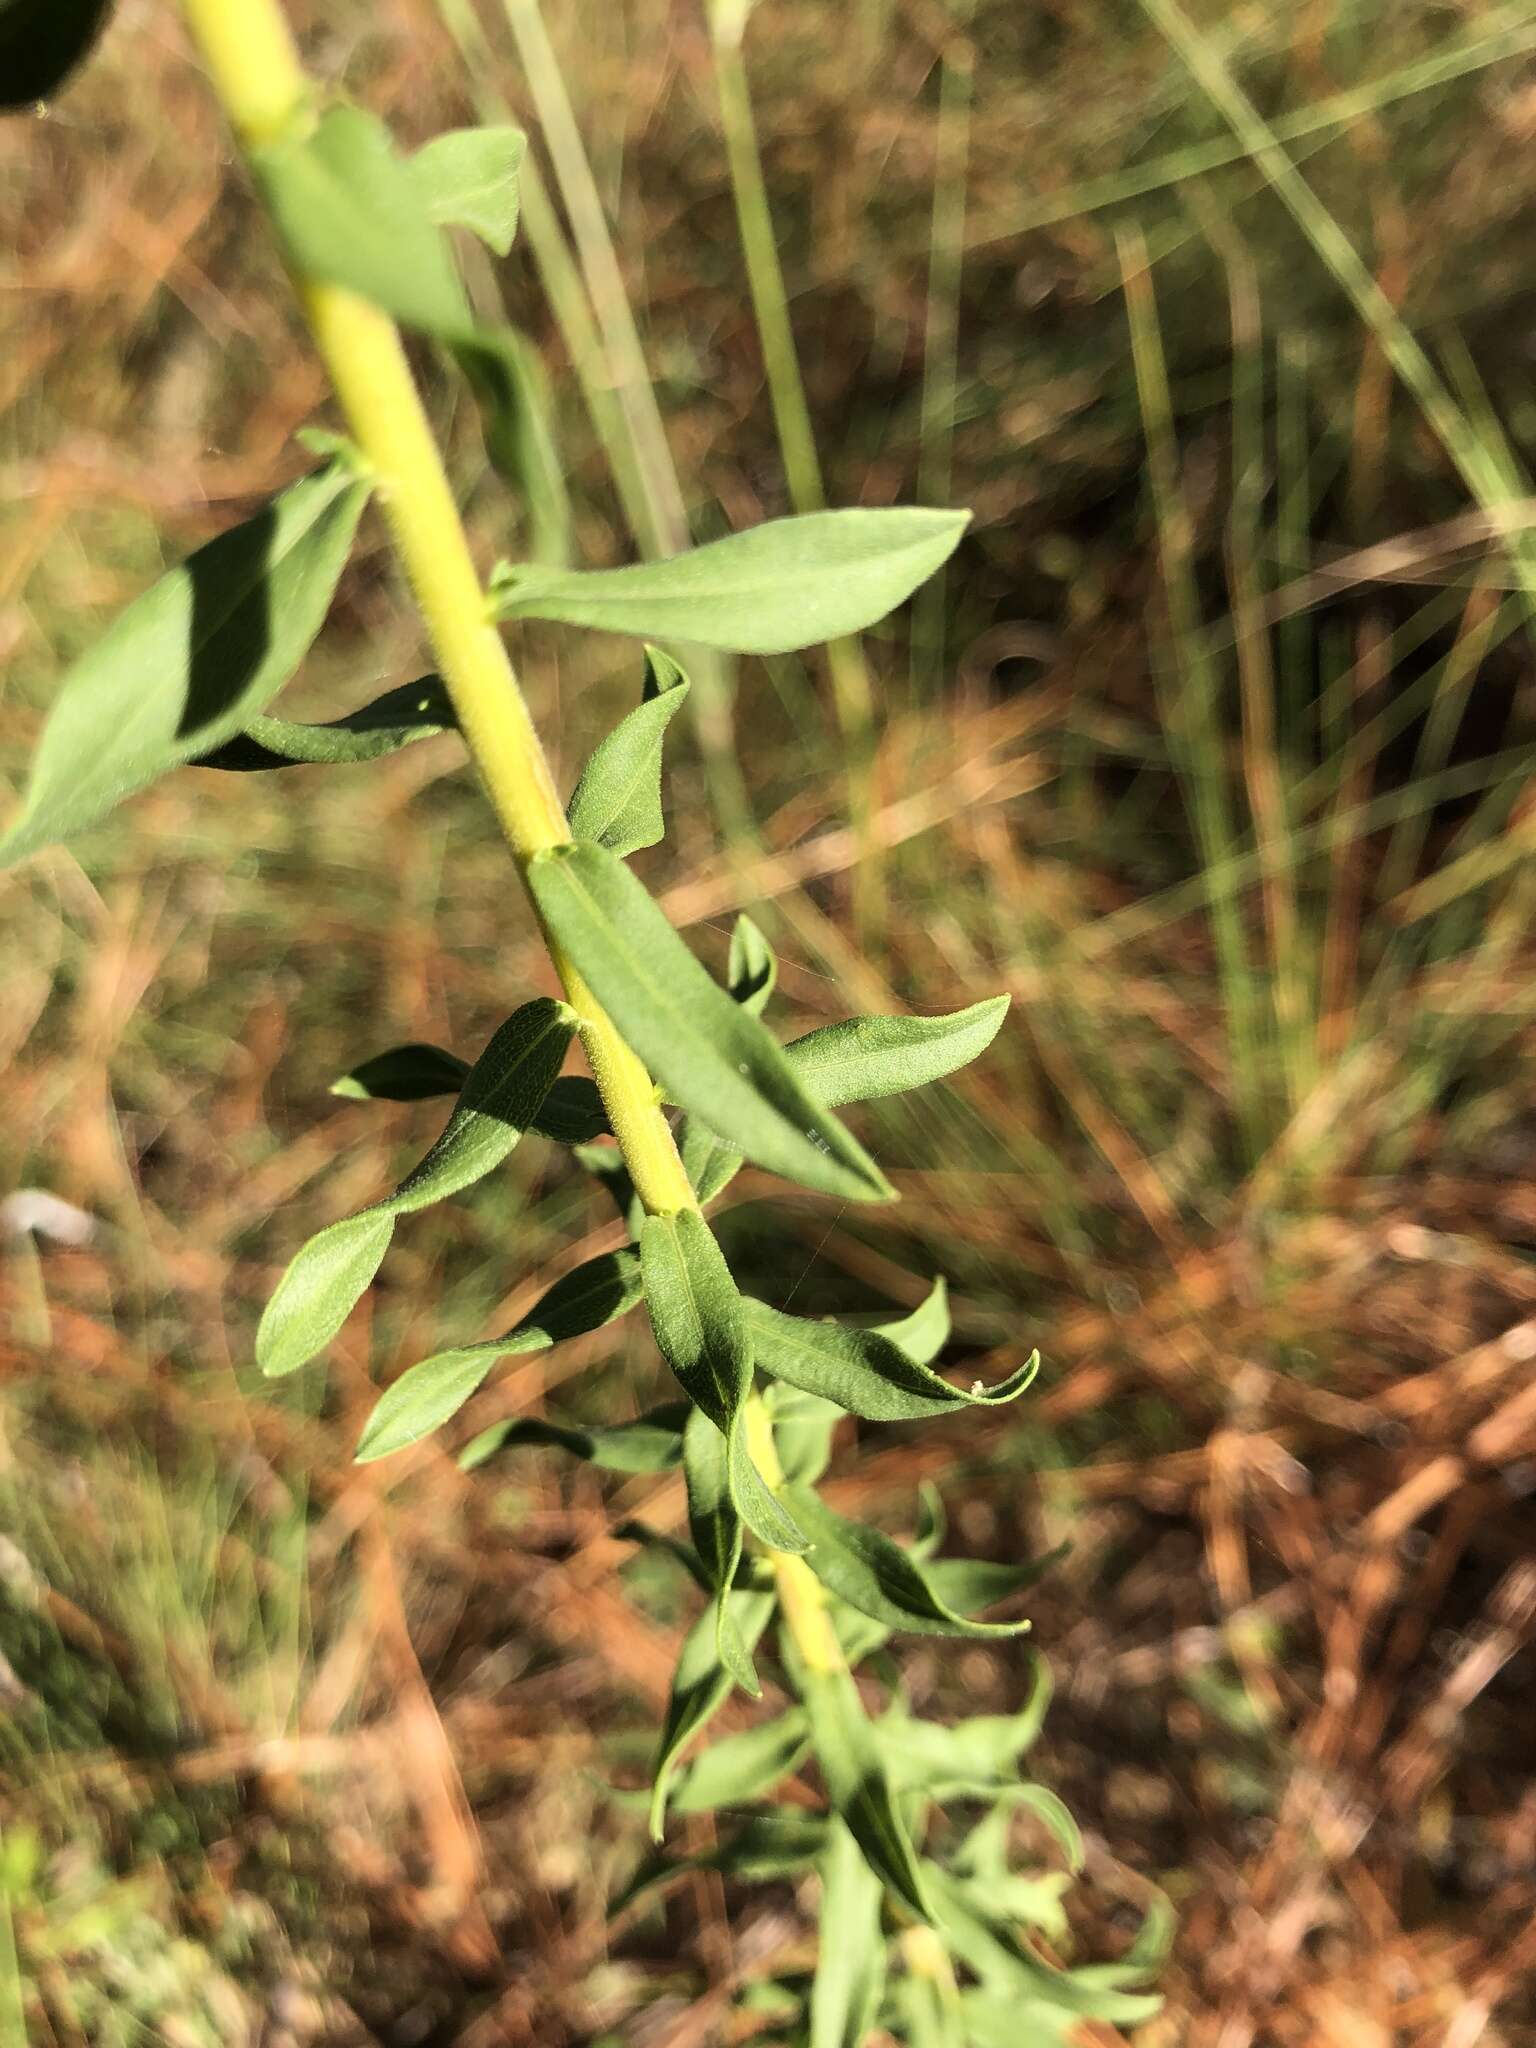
[178,0,833,1673]
[178,0,692,1218]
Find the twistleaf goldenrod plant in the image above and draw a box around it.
[5,3,1168,2034]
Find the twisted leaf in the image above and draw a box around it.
[566,648,690,855]
[258,999,575,1377]
[783,1487,1032,1640]
[196,676,455,770]
[747,1300,1038,1422]
[410,125,524,253]
[331,1045,606,1144]
[251,106,563,528]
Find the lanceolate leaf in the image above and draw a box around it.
[355,1248,646,1460]
[640,1211,751,1429]
[567,650,690,854]
[783,1487,1032,1640]
[409,125,525,254]
[640,1211,806,1555]
[0,464,368,867]
[0,0,113,107]
[529,842,892,1202]
[794,1665,931,1921]
[810,1821,888,2048]
[461,1399,686,1474]
[670,1709,811,1817]
[680,996,1004,1211]
[683,1407,758,1698]
[747,1300,1039,1422]
[196,675,456,770]
[648,1591,775,1842]
[784,997,1010,1108]
[258,999,575,1378]
[491,507,970,654]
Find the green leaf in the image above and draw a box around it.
[526,1076,609,1143]
[648,1591,775,1841]
[252,108,565,542]
[879,1661,1053,1799]
[0,464,368,867]
[671,1709,811,1816]
[356,1248,645,1461]
[463,326,572,564]
[0,0,112,106]
[195,675,456,770]
[566,649,690,855]
[810,1822,888,2048]
[615,1811,827,1914]
[332,1043,606,1142]
[793,1665,930,1921]
[258,999,575,1378]
[747,1301,1038,1422]
[677,913,777,1205]
[254,105,473,338]
[925,1552,1061,1617]
[331,1044,470,1103]
[726,1409,809,1553]
[613,1520,715,1596]
[680,1118,743,1207]
[683,1407,758,1698]
[529,842,892,1202]
[768,1385,843,1486]
[924,1867,1161,2024]
[867,1276,950,1365]
[784,997,1010,1108]
[410,125,525,254]
[640,1211,751,1429]
[491,507,969,654]
[680,993,1002,1210]
[783,1488,1031,1641]
[572,1141,643,1234]
[640,1211,806,1556]
[461,1398,686,1474]
[728,913,777,1016]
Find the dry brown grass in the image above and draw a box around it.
[3,2,1536,2042]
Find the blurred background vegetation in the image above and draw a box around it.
[3,0,1536,2040]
